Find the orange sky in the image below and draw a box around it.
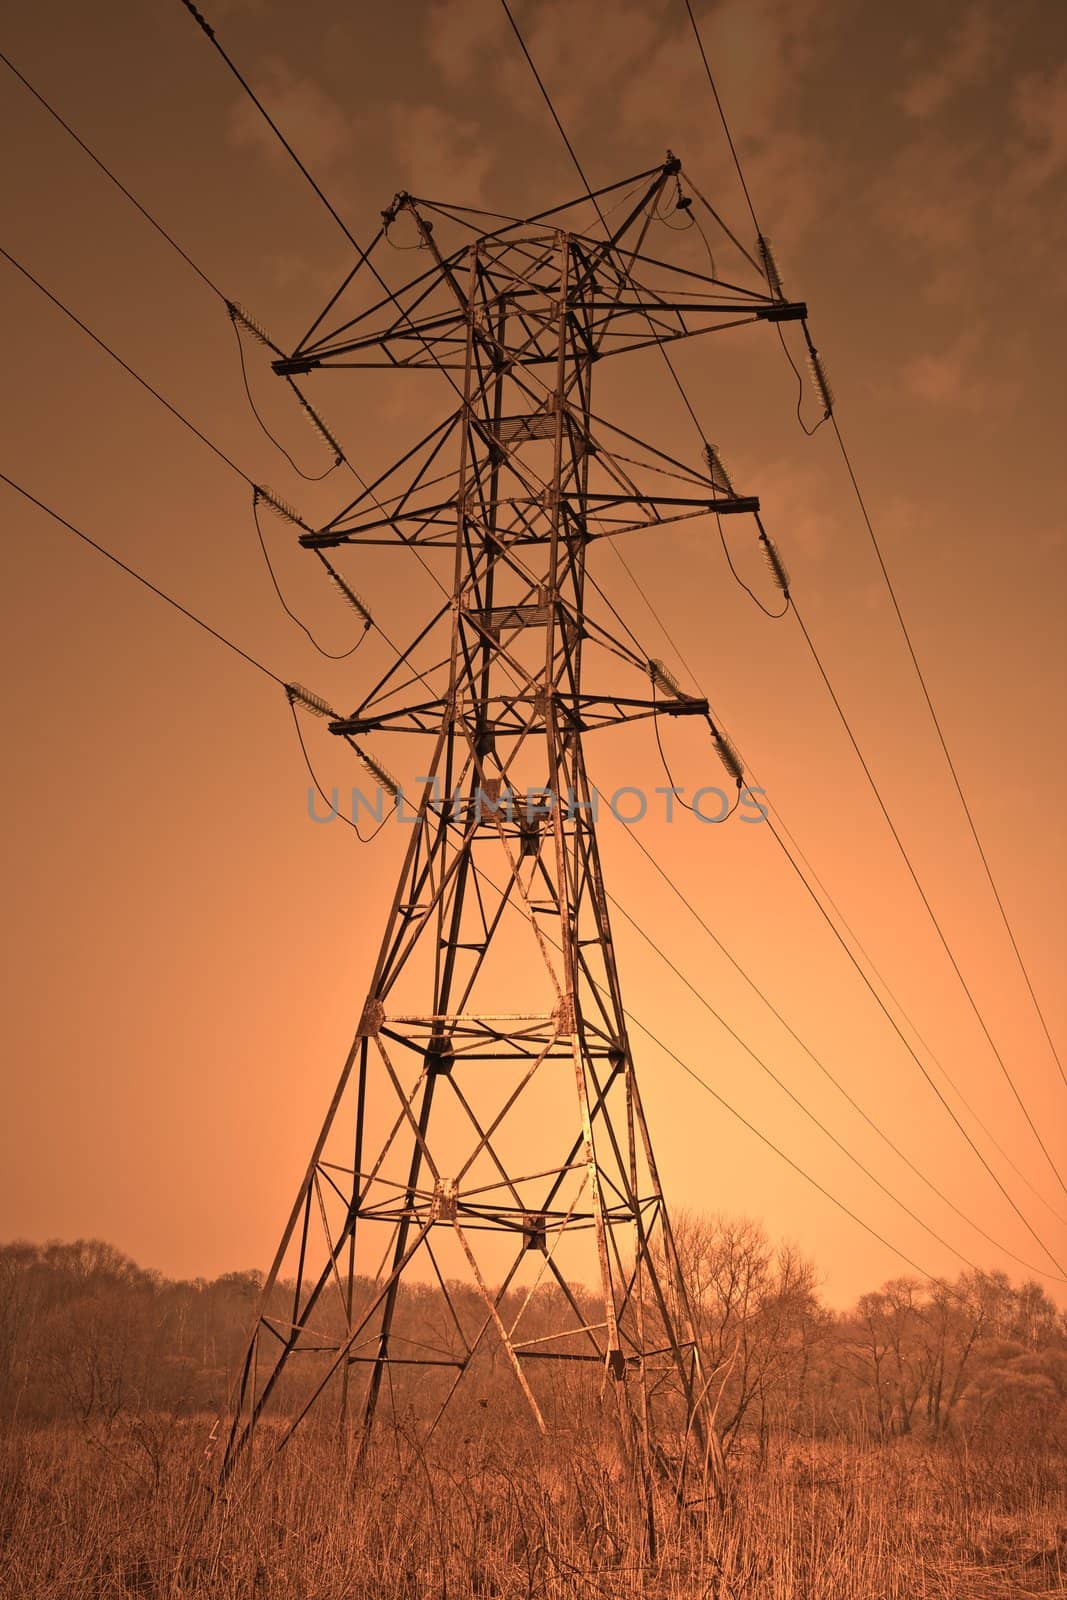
[1,0,1065,1308]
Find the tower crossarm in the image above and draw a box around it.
[299,491,759,549]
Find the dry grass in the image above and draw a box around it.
[1,1421,1065,1599]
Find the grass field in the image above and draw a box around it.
[2,1421,1065,1598]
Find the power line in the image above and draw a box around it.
[20,6,1063,1280]
[1,469,389,853]
[495,0,709,441]
[0,48,227,303]
[830,413,1067,1097]
[625,1005,963,1289]
[614,529,1067,1247]
[0,243,252,485]
[288,699,387,843]
[764,814,1066,1275]
[604,886,989,1272]
[789,597,1067,1199]
[492,5,1066,1224]
[1,46,353,493]
[172,0,585,653]
[609,546,1067,1229]
[250,491,366,660]
[173,0,474,416]
[583,363,1067,1242]
[176,0,365,259]
[673,0,1067,1112]
[0,48,458,628]
[472,863,978,1291]
[607,879,1067,1283]
[395,0,1050,1235]
[605,813,1065,1279]
[714,508,790,617]
[169,0,1065,1171]
[681,0,762,237]
[598,385,1064,1228]
[5,460,1045,1295]
[231,315,339,482]
[0,242,428,678]
[2,461,964,1290]
[0,471,285,688]
[496,1,596,201]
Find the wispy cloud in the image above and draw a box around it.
[1011,59,1067,191]
[226,59,353,173]
[388,104,492,205]
[901,328,1021,418]
[899,8,999,120]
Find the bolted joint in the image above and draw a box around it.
[431,1178,458,1223]
[553,994,576,1036]
[519,817,541,857]
[357,998,384,1038]
[426,1034,454,1075]
[522,1213,547,1253]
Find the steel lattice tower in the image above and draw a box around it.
[223,157,804,1484]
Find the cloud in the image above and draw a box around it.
[899,7,999,120]
[731,448,833,567]
[875,129,984,259]
[387,104,493,206]
[616,0,838,251]
[416,0,839,252]
[874,65,1067,311]
[900,329,1021,418]
[424,0,509,87]
[227,59,353,173]
[1011,59,1067,190]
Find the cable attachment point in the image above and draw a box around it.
[756,234,786,300]
[703,442,735,495]
[803,325,834,416]
[286,683,334,718]
[707,718,745,787]
[254,484,311,532]
[178,0,215,39]
[381,190,411,227]
[663,149,682,176]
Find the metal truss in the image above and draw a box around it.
[224,157,799,1489]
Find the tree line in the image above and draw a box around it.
[2,1220,1064,1458]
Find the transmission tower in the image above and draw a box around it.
[223,156,804,1485]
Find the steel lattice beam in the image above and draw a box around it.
[223,159,781,1500]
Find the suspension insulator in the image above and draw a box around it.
[760,533,790,594]
[353,744,400,800]
[703,442,735,496]
[286,683,333,718]
[649,658,685,700]
[295,392,344,462]
[228,301,275,348]
[326,569,373,629]
[256,484,310,531]
[756,235,785,300]
[806,341,834,415]
[709,722,745,786]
